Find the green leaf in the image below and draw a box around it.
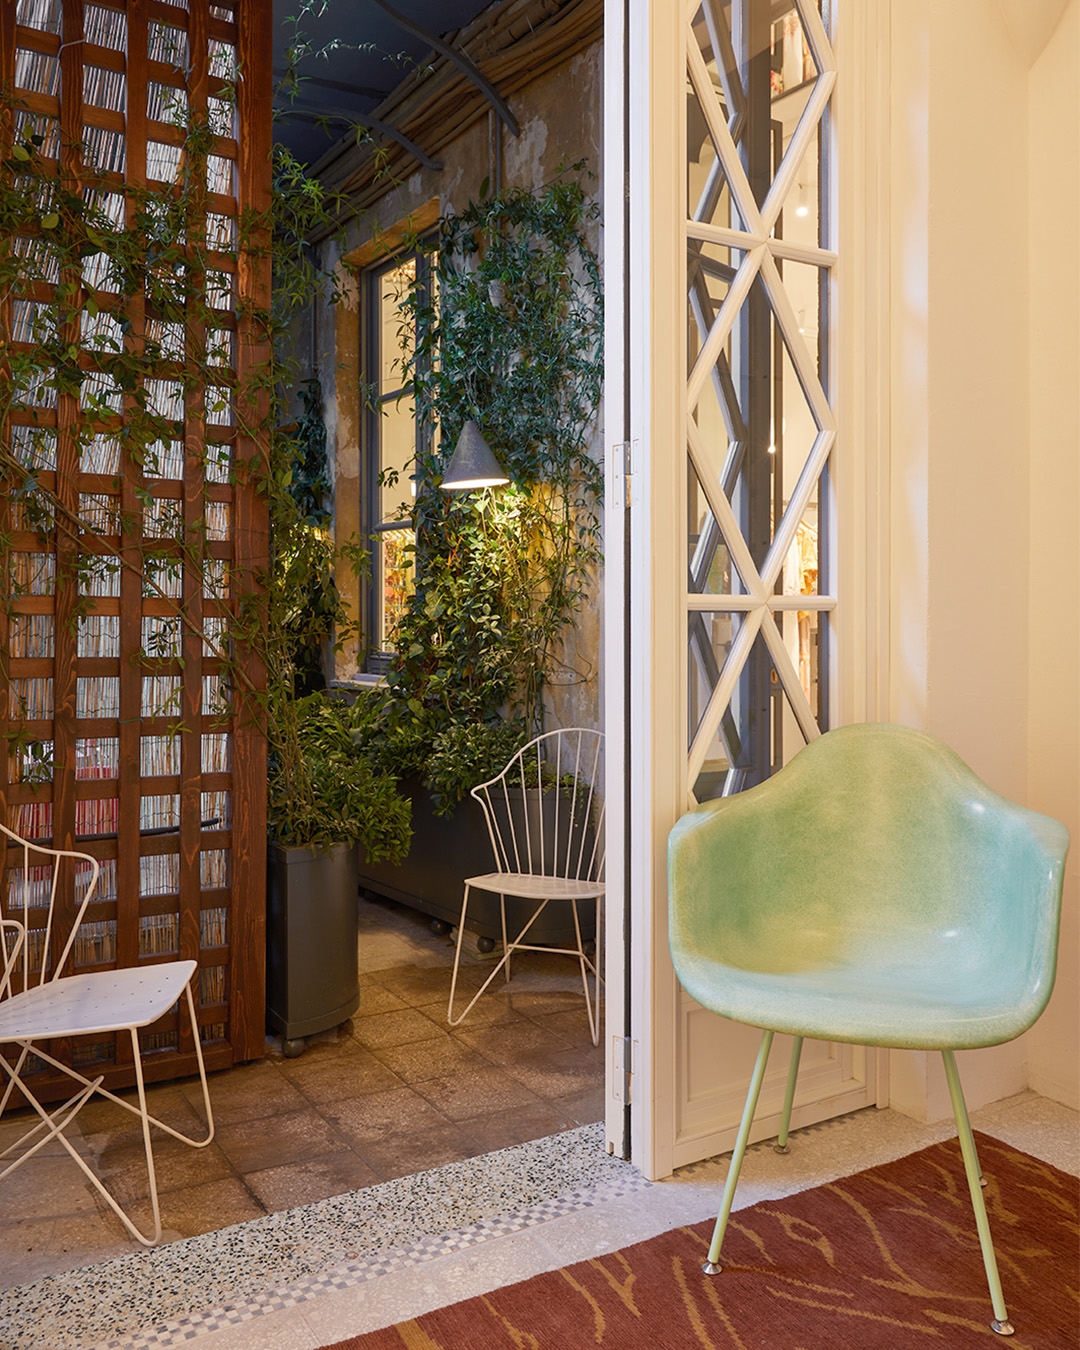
[12,145,31,162]
[41,213,60,230]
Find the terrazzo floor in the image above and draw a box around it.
[1,1091,1075,1350]
[0,894,605,1288]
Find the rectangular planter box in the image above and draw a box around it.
[356,780,596,946]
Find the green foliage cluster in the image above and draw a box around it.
[0,94,407,860]
[268,694,410,855]
[356,169,604,814]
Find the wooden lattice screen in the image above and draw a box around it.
[0,0,270,1093]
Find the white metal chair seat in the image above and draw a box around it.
[462,874,606,902]
[0,825,214,1247]
[448,729,606,1044]
[0,960,197,1041]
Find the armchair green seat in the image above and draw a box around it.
[668,723,1069,1336]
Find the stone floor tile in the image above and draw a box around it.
[277,1047,404,1104]
[90,1135,235,1206]
[353,980,409,1017]
[500,1044,606,1100]
[356,1123,472,1182]
[127,1175,266,1242]
[349,1006,445,1051]
[550,1083,606,1126]
[454,1016,577,1066]
[373,962,484,1008]
[180,1059,308,1127]
[370,1035,490,1085]
[242,1148,380,1210]
[455,1099,576,1155]
[527,1007,602,1047]
[0,1149,100,1222]
[412,1064,543,1122]
[213,1108,345,1175]
[0,1215,57,1286]
[320,1086,456,1149]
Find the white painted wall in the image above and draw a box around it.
[886,0,1079,1119]
[1023,0,1080,1111]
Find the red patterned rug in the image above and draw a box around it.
[321,1133,1078,1349]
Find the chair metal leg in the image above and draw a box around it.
[500,896,510,984]
[941,1050,1014,1336]
[447,893,550,1027]
[570,899,600,1046]
[703,1028,774,1274]
[774,1035,803,1153]
[0,980,213,1248]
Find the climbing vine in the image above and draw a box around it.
[380,168,604,741]
[0,90,407,858]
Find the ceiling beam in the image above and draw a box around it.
[367,0,520,137]
[275,100,444,171]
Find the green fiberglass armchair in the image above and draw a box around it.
[668,723,1069,1337]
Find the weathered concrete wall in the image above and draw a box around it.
[316,38,604,735]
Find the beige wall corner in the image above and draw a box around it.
[1024,0,1080,1111]
[886,0,1078,1117]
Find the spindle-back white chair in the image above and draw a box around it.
[447,728,605,1043]
[0,821,214,1246]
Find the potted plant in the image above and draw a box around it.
[265,694,410,1056]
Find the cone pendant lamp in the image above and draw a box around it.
[440,420,509,490]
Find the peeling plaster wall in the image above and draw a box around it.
[316,38,604,735]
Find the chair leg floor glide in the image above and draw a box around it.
[701,1034,1016,1335]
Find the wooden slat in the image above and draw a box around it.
[230,0,271,1062]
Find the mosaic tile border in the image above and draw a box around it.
[92,1172,652,1350]
[0,1123,640,1350]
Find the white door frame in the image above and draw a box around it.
[603,0,894,1180]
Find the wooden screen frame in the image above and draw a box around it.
[0,0,270,1096]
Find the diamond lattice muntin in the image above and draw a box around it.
[685,0,837,803]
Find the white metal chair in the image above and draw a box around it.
[447,728,605,1044]
[0,822,214,1246]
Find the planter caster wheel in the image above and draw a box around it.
[282,1037,306,1058]
[476,935,496,954]
[430,919,450,937]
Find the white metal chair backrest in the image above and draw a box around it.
[0,821,100,997]
[470,728,604,882]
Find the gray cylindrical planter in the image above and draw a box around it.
[266,841,360,1055]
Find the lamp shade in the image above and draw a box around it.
[439,420,509,490]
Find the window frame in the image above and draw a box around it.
[359,238,436,670]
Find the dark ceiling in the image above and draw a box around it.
[272,0,496,165]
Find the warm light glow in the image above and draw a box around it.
[795,204,809,217]
[442,476,506,490]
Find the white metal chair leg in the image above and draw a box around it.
[500,895,510,984]
[571,900,600,1046]
[448,891,551,1027]
[0,982,213,1247]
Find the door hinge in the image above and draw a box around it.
[611,1034,633,1104]
[612,441,632,509]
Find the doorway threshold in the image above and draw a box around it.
[2,1123,642,1350]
